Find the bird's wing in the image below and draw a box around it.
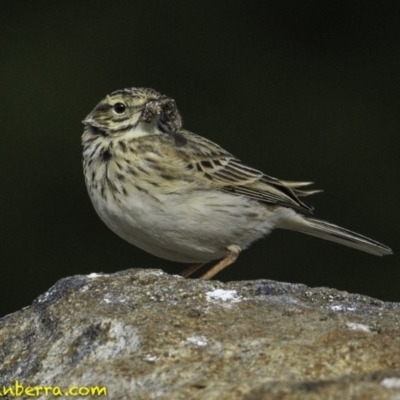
[171,131,319,214]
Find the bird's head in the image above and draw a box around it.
[83,87,182,139]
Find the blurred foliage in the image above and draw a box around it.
[1,1,399,316]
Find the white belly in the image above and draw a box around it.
[89,184,284,263]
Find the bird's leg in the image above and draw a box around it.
[200,245,241,280]
[180,263,205,278]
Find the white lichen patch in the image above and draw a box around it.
[101,294,129,304]
[87,273,105,279]
[186,336,208,347]
[346,322,372,332]
[381,377,400,389]
[144,354,158,362]
[37,291,50,303]
[206,289,242,303]
[148,270,164,276]
[331,304,356,312]
[94,320,140,359]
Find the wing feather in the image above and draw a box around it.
[171,131,318,213]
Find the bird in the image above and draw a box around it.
[82,87,392,280]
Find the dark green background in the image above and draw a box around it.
[1,1,399,317]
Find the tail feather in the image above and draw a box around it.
[280,215,392,256]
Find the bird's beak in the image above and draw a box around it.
[82,115,103,129]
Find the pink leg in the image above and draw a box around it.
[200,245,241,280]
[180,263,205,278]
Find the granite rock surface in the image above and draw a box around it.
[0,269,399,399]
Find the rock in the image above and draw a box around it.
[0,269,399,399]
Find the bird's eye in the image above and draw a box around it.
[113,102,126,114]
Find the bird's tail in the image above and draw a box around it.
[279,215,392,256]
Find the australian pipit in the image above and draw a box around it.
[82,87,392,279]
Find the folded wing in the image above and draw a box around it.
[179,131,320,214]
